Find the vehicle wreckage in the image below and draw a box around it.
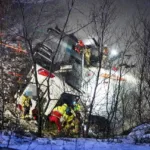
[14,27,136,136]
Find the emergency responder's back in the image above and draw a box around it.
[53,103,68,115]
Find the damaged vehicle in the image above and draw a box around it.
[15,26,135,136]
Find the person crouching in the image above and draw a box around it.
[49,103,68,132]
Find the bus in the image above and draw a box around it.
[16,27,137,119]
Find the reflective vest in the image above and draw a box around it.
[53,103,68,115]
[64,112,74,123]
[21,95,31,107]
[74,103,81,112]
[84,48,91,58]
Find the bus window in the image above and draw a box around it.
[65,56,82,91]
[34,28,83,90]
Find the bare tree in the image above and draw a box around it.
[131,0,150,124]
[14,0,79,137]
[0,0,13,130]
[83,0,117,137]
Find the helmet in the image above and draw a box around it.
[78,40,82,43]
[73,101,77,106]
[78,40,84,47]
[66,107,72,116]
[24,91,31,97]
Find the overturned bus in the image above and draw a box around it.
[15,27,136,135]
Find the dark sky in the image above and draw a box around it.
[16,0,150,37]
[12,0,150,50]
[10,0,150,68]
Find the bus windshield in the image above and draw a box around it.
[33,28,83,90]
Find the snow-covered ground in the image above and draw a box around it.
[0,124,150,150]
[0,134,150,150]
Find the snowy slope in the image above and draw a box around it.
[1,124,150,150]
[0,134,150,150]
[127,123,150,143]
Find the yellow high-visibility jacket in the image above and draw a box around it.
[53,103,68,115]
[63,112,75,130]
[74,103,81,112]
[64,113,74,123]
[72,118,80,133]
[84,48,91,58]
[21,95,31,107]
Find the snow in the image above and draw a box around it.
[127,123,150,143]
[0,133,150,150]
[0,124,150,150]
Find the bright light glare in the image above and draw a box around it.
[110,49,118,57]
[82,38,95,45]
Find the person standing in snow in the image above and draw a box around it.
[84,46,91,67]
[21,91,32,119]
[102,46,109,68]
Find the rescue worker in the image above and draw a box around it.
[102,46,108,67]
[72,97,81,112]
[63,107,75,134]
[49,103,69,132]
[66,98,81,136]
[75,40,85,54]
[63,107,81,136]
[21,91,32,119]
[72,112,81,136]
[78,40,85,47]
[84,46,91,66]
